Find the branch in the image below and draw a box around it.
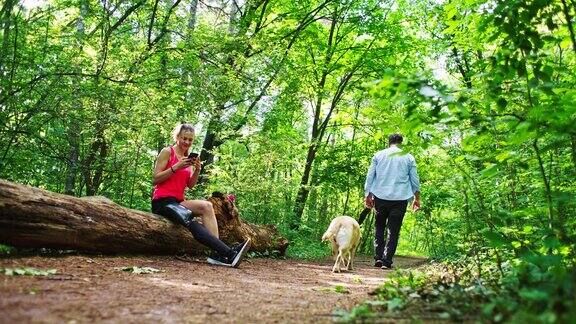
[106,0,146,38]
[225,0,336,134]
[149,0,183,48]
[147,0,160,47]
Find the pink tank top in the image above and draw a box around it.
[152,146,192,201]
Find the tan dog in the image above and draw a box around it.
[321,216,361,273]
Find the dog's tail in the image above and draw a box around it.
[322,219,343,242]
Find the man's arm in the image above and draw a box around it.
[408,155,421,211]
[364,155,378,208]
[412,191,421,211]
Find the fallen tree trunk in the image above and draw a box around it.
[0,179,289,256]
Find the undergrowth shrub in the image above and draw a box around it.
[337,252,576,323]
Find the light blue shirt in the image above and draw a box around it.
[364,145,420,201]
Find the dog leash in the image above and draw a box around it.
[357,208,372,225]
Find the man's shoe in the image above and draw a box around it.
[381,262,393,270]
[374,259,383,268]
[230,239,251,268]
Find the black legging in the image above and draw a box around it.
[152,197,232,257]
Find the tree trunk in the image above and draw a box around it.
[561,0,576,54]
[199,109,222,176]
[291,5,366,225]
[0,179,289,255]
[188,0,198,31]
[228,0,239,33]
[64,125,80,195]
[292,145,317,228]
[65,0,88,196]
[207,192,288,254]
[83,131,108,196]
[343,100,361,215]
[0,0,15,71]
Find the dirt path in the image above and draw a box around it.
[0,254,426,323]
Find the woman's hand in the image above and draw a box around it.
[191,156,201,173]
[187,157,202,189]
[173,157,194,171]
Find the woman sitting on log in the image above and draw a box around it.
[152,123,250,267]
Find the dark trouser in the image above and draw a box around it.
[152,197,232,257]
[374,197,408,266]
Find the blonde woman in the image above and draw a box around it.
[152,123,250,267]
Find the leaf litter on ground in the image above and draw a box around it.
[119,266,161,274]
[1,267,57,276]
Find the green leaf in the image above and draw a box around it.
[386,297,405,312]
[334,285,350,294]
[484,230,508,248]
[507,122,535,144]
[120,266,160,274]
[1,267,57,276]
[542,236,560,249]
[496,97,507,109]
[480,164,499,178]
[528,78,539,88]
[439,312,451,319]
[519,288,549,301]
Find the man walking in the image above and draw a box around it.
[364,133,420,269]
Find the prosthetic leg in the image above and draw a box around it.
[158,202,250,268]
[158,202,195,227]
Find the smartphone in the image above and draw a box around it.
[188,152,199,160]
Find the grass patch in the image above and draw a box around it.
[0,244,15,255]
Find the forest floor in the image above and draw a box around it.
[0,254,427,323]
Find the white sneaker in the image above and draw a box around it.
[231,239,251,268]
[206,239,251,268]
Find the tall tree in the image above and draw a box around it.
[291,0,419,226]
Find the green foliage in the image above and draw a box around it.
[343,0,576,321]
[333,304,375,323]
[316,284,351,295]
[0,245,15,255]
[1,267,57,276]
[333,285,350,294]
[283,225,329,259]
[340,255,576,322]
[1,0,575,320]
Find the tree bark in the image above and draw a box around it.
[0,179,289,256]
[65,0,88,196]
[188,0,198,31]
[292,145,317,228]
[291,4,371,226]
[561,0,576,54]
[0,0,15,71]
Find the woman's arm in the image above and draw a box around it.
[153,148,174,185]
